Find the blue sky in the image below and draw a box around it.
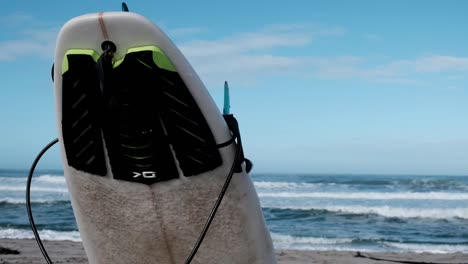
[1,0,467,175]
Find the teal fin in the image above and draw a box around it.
[223,81,230,115]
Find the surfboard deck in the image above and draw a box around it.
[53,11,276,264]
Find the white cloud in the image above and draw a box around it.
[192,54,307,85]
[0,14,58,62]
[364,34,382,41]
[168,27,208,37]
[0,13,39,28]
[180,31,312,58]
[163,19,466,87]
[261,23,346,36]
[178,24,343,85]
[2,15,465,88]
[378,55,468,75]
[413,55,468,72]
[0,40,47,61]
[307,55,468,83]
[307,56,363,78]
[0,30,57,61]
[175,22,468,86]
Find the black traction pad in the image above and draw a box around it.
[61,48,222,184]
[62,54,107,176]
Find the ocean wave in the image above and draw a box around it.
[271,233,352,245]
[270,233,468,253]
[258,191,468,200]
[0,228,81,242]
[253,177,468,192]
[1,228,465,253]
[264,205,468,220]
[254,181,330,189]
[0,174,65,183]
[35,175,66,183]
[0,186,68,193]
[270,233,366,251]
[0,198,70,204]
[405,179,468,192]
[384,242,468,253]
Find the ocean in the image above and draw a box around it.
[1,169,468,253]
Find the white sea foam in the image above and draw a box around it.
[0,197,69,204]
[254,181,328,189]
[0,186,68,193]
[258,191,468,200]
[0,198,24,204]
[270,233,468,253]
[0,175,65,183]
[271,233,352,245]
[270,233,375,252]
[264,205,468,219]
[0,228,81,242]
[385,242,468,253]
[35,175,66,184]
[3,228,464,253]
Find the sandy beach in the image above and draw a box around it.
[1,239,467,264]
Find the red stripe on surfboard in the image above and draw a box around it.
[98,12,109,40]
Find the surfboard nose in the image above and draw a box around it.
[54,9,276,263]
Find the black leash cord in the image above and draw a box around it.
[355,251,468,264]
[26,138,58,264]
[184,133,243,264]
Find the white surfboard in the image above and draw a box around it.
[53,10,276,264]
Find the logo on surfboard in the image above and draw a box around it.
[132,171,157,179]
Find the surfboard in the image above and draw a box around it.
[53,10,276,264]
